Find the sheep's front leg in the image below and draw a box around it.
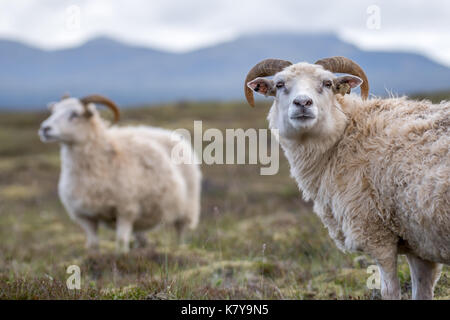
[174,220,187,245]
[373,246,401,300]
[133,231,148,248]
[76,216,99,252]
[406,253,442,300]
[116,217,134,254]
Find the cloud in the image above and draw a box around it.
[0,0,449,65]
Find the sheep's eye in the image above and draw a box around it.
[323,80,332,88]
[69,111,79,120]
[276,81,285,89]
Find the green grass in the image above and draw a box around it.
[0,100,448,300]
[411,90,450,103]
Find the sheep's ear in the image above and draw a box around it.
[84,109,93,118]
[83,102,96,118]
[247,78,276,97]
[47,102,56,112]
[333,75,363,95]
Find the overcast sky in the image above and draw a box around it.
[1,0,449,66]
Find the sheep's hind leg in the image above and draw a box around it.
[133,231,148,248]
[174,220,187,245]
[76,216,99,253]
[406,253,442,300]
[116,217,134,254]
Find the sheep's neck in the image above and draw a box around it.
[280,137,334,201]
[60,129,116,179]
[277,104,347,202]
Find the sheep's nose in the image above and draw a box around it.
[293,95,313,107]
[41,126,51,134]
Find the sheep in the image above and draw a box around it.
[38,95,201,253]
[244,57,449,300]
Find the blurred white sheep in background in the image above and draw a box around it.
[39,95,201,253]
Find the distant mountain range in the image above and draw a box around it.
[1,33,450,109]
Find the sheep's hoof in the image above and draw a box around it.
[86,243,100,255]
[116,247,130,255]
[116,241,130,255]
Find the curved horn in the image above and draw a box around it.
[315,56,369,99]
[61,93,70,100]
[244,59,292,107]
[80,94,120,123]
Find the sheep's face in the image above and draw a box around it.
[39,98,96,144]
[248,63,362,140]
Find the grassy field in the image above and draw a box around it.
[0,99,448,300]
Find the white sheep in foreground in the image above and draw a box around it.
[39,95,201,253]
[245,57,449,300]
